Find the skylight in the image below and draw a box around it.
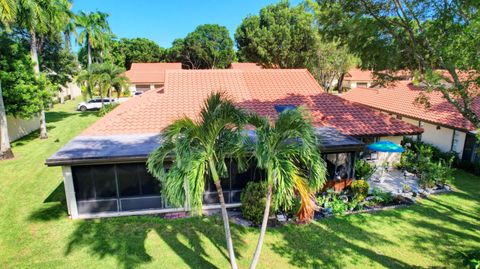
[274,105,297,113]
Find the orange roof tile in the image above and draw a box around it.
[230,62,263,70]
[83,69,422,137]
[344,68,375,82]
[125,62,182,83]
[342,81,477,131]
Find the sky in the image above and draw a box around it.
[71,0,302,51]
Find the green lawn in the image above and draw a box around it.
[0,100,479,269]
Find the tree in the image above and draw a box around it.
[314,0,480,128]
[147,93,247,269]
[16,0,66,139]
[76,62,128,105]
[110,37,165,70]
[247,107,326,269]
[0,0,17,159]
[0,0,16,29]
[0,33,53,157]
[166,24,235,69]
[40,33,79,104]
[94,63,129,101]
[75,10,110,66]
[310,40,359,92]
[235,1,318,68]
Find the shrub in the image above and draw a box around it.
[399,142,455,188]
[240,181,268,225]
[99,103,119,116]
[317,189,349,215]
[370,187,394,205]
[355,159,375,180]
[351,180,370,202]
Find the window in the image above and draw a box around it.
[357,82,368,88]
[138,165,161,195]
[72,166,95,200]
[274,105,297,113]
[91,165,117,198]
[117,163,141,197]
[72,165,116,200]
[322,153,354,181]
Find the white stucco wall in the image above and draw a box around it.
[1,115,40,143]
[379,136,403,144]
[379,114,466,158]
[343,81,372,89]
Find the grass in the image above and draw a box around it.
[0,99,479,268]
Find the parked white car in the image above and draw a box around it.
[77,98,117,112]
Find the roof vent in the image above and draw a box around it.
[274,105,297,113]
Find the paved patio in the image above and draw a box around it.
[368,168,420,194]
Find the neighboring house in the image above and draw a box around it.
[124,62,182,94]
[342,81,478,162]
[342,68,375,89]
[0,115,40,144]
[230,62,263,70]
[46,69,422,219]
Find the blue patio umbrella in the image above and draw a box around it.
[367,141,405,153]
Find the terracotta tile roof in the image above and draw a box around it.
[342,81,477,131]
[82,69,422,137]
[230,62,263,70]
[125,62,182,83]
[344,68,375,82]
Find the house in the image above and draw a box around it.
[124,62,182,94]
[45,69,422,219]
[230,62,263,70]
[342,68,375,89]
[342,81,478,162]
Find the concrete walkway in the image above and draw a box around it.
[368,168,420,194]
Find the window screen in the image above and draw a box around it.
[138,164,161,195]
[72,166,95,200]
[91,165,117,198]
[117,163,141,197]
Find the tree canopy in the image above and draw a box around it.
[0,33,52,118]
[311,0,480,126]
[110,37,166,70]
[235,1,318,68]
[166,24,235,69]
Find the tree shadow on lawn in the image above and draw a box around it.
[269,213,415,269]
[46,110,97,124]
[270,193,480,269]
[64,216,247,269]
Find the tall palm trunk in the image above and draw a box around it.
[30,31,48,139]
[87,39,92,66]
[0,81,14,159]
[208,159,238,269]
[249,170,274,269]
[64,31,70,50]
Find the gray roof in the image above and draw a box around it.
[46,127,364,166]
[315,127,364,152]
[45,134,161,166]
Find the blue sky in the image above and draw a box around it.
[71,0,302,50]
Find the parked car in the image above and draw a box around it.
[77,98,117,112]
[134,91,143,96]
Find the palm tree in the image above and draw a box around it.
[0,0,16,29]
[58,0,75,50]
[94,63,129,104]
[0,0,16,159]
[75,11,110,66]
[16,0,72,139]
[247,108,327,269]
[147,93,247,269]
